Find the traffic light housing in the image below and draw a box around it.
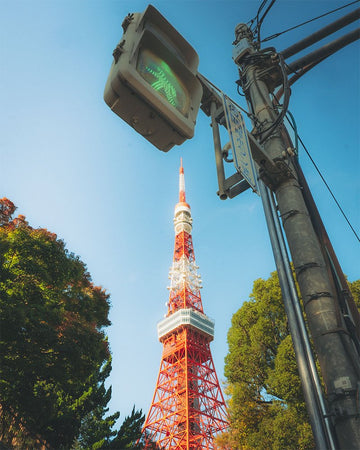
[104,5,203,152]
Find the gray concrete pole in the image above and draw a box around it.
[259,180,333,449]
[236,27,360,449]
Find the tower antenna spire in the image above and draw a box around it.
[179,157,186,203]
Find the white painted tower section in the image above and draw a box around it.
[159,160,212,340]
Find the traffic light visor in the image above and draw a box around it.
[136,48,190,116]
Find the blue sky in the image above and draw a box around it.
[1,0,359,423]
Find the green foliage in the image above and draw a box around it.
[222,271,360,450]
[73,385,145,450]
[0,201,111,448]
[223,270,313,450]
[349,279,360,308]
[72,358,120,450]
[72,403,147,450]
[106,406,145,449]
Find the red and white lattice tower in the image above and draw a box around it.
[142,160,228,449]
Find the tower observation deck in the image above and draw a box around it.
[141,160,228,449]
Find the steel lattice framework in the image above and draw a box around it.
[142,161,228,449]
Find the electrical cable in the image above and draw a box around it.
[256,0,277,43]
[236,81,246,96]
[283,115,360,243]
[284,111,298,155]
[280,114,360,371]
[275,57,327,99]
[236,15,359,243]
[262,0,360,43]
[271,89,360,244]
[251,52,291,143]
[273,82,358,245]
[249,0,276,40]
[199,72,256,121]
[253,0,267,33]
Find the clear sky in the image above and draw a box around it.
[1,0,359,423]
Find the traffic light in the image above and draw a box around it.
[104,5,203,152]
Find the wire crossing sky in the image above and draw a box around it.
[1,0,359,420]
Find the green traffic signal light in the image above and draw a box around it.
[137,48,190,116]
[104,4,202,150]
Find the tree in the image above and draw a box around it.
[221,269,360,450]
[349,279,360,309]
[106,406,145,449]
[73,401,145,450]
[0,199,112,448]
[71,358,121,450]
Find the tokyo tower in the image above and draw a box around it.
[141,160,228,449]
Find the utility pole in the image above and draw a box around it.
[233,24,360,449]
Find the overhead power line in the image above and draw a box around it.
[262,0,360,43]
[256,0,277,42]
[248,0,278,42]
[285,116,360,243]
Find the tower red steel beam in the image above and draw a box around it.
[141,160,228,449]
